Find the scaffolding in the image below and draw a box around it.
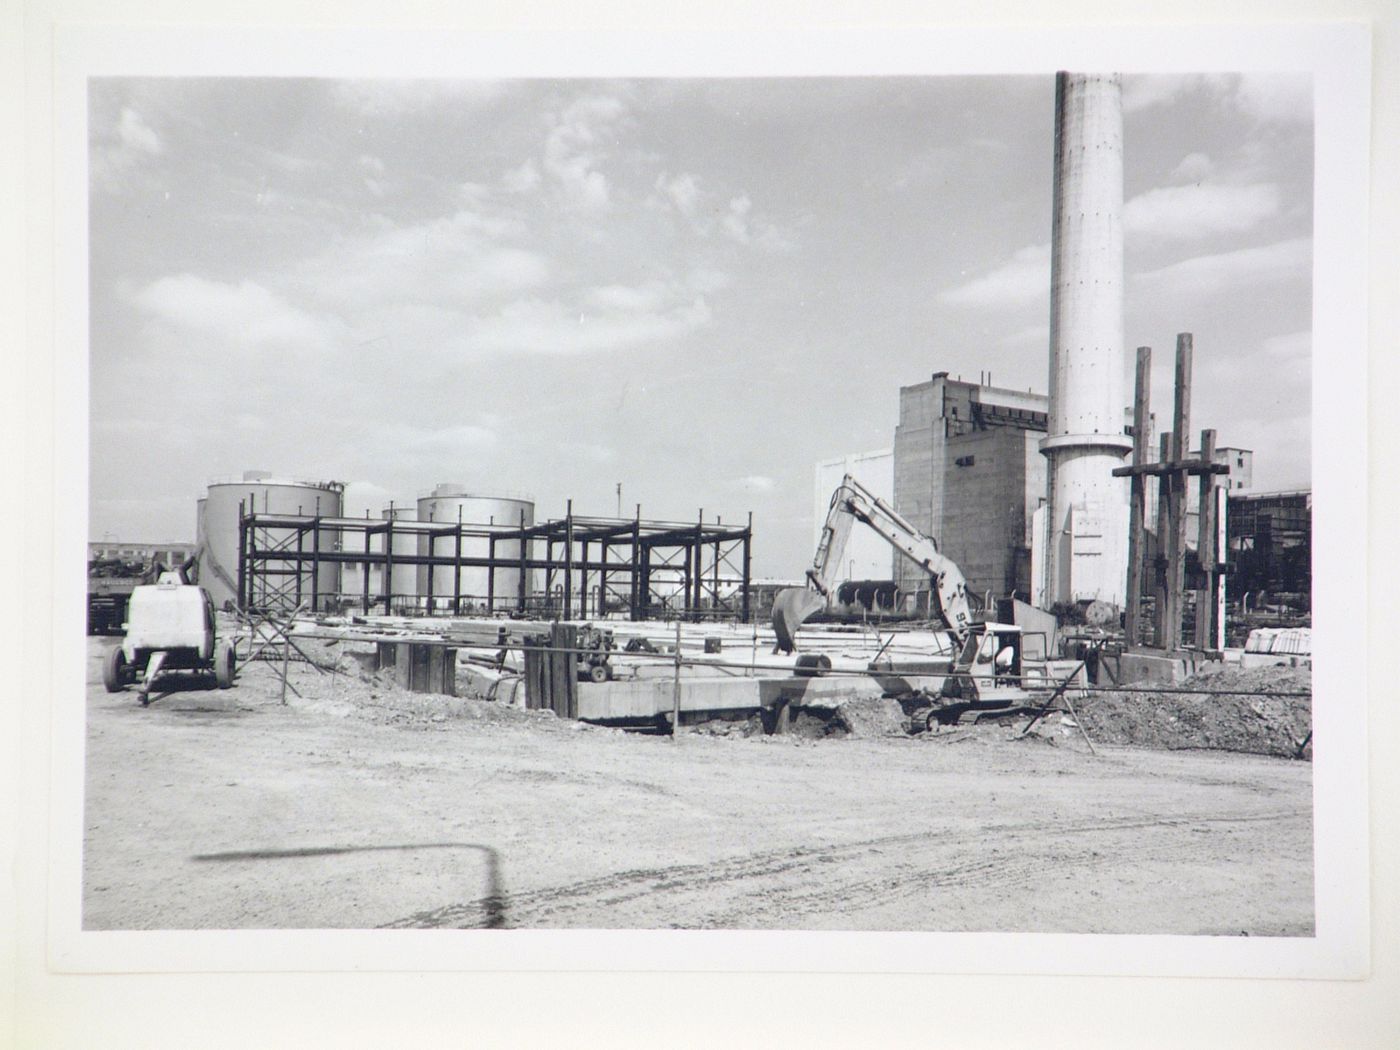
[236,503,753,623]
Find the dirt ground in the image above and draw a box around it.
[83,637,1314,934]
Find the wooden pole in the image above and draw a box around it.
[280,620,291,705]
[1214,487,1228,650]
[671,619,682,738]
[1125,345,1152,647]
[1194,428,1218,651]
[1152,430,1172,648]
[1164,332,1193,651]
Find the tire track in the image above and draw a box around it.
[379,807,1308,929]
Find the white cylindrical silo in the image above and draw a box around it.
[381,504,419,611]
[415,483,534,614]
[195,497,208,579]
[200,471,345,611]
[1040,72,1133,607]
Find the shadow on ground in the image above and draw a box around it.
[190,842,508,929]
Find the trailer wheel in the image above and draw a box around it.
[214,642,236,689]
[587,662,610,684]
[102,646,127,693]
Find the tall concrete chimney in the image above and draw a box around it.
[1037,72,1133,608]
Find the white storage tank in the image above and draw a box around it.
[195,497,208,577]
[200,471,345,611]
[382,504,419,610]
[342,505,417,611]
[415,483,534,614]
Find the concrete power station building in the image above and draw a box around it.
[817,73,1269,620]
[892,374,1048,607]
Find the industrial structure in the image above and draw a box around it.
[233,497,753,622]
[1037,71,1134,609]
[1227,489,1312,603]
[416,485,535,615]
[892,373,1049,606]
[90,69,1312,697]
[197,472,345,610]
[88,540,195,569]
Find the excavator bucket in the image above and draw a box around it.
[770,587,827,654]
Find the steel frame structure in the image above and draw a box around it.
[237,503,753,622]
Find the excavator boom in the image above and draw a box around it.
[772,474,973,653]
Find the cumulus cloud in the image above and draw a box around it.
[502,159,542,193]
[1132,237,1311,296]
[1171,152,1214,183]
[132,274,334,350]
[295,209,549,309]
[1190,329,1311,487]
[721,195,753,243]
[1125,182,1282,242]
[1233,73,1312,125]
[91,106,164,189]
[939,244,1050,309]
[654,172,700,218]
[583,281,672,313]
[1122,73,1311,125]
[461,295,712,357]
[647,173,792,251]
[118,107,162,154]
[540,93,627,210]
[1122,77,1188,115]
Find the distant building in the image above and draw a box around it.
[893,373,1050,607]
[1184,446,1254,541]
[1227,489,1311,601]
[88,541,195,569]
[813,449,894,585]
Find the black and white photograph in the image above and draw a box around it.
[81,69,1324,937]
[9,9,1394,1049]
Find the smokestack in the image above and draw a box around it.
[1038,72,1133,607]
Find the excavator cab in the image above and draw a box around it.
[941,622,1025,703]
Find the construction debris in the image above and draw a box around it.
[1072,663,1312,759]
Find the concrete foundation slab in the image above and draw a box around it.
[576,673,886,722]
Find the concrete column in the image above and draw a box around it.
[1040,72,1133,607]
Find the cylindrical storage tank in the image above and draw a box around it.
[381,505,419,612]
[195,497,208,579]
[416,484,534,615]
[200,471,345,612]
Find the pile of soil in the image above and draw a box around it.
[1074,663,1312,759]
[689,712,766,738]
[830,697,912,738]
[235,649,584,733]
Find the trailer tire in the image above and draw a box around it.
[214,642,236,689]
[102,646,127,693]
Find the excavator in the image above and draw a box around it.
[772,474,1032,722]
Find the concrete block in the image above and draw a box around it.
[1109,649,1203,686]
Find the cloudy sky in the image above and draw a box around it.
[88,74,1312,574]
